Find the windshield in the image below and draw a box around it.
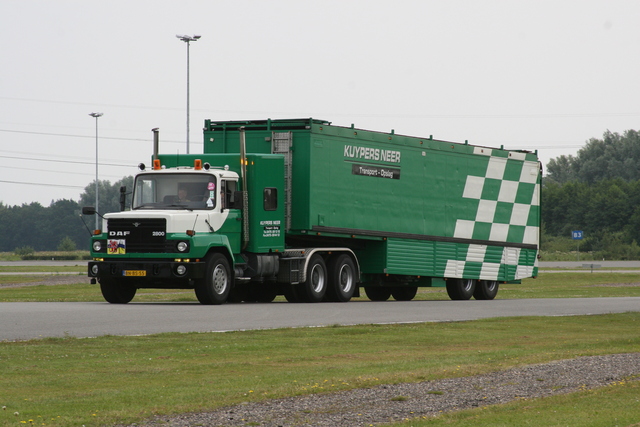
[132,172,217,210]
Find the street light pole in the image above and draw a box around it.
[89,112,103,229]
[176,34,201,154]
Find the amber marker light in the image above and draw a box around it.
[153,159,162,170]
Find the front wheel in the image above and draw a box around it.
[446,278,476,300]
[474,280,499,300]
[195,253,232,305]
[100,278,136,304]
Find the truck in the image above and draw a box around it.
[85,118,540,304]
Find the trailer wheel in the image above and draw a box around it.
[326,254,357,302]
[473,280,499,300]
[365,286,392,301]
[391,286,418,301]
[195,253,231,305]
[446,278,476,300]
[298,255,327,303]
[100,278,136,304]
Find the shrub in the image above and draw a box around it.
[57,236,77,252]
[14,246,35,257]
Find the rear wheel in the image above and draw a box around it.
[473,280,499,300]
[365,286,392,301]
[391,286,418,301]
[195,253,232,305]
[326,254,357,302]
[446,278,476,300]
[297,255,327,303]
[100,278,136,304]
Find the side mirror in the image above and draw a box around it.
[119,186,127,211]
[82,206,96,215]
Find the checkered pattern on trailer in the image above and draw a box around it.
[448,148,540,281]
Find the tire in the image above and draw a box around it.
[446,278,476,301]
[364,286,392,301]
[326,254,357,302]
[227,283,248,303]
[250,284,278,303]
[391,286,418,301]
[100,278,136,304]
[283,285,301,303]
[297,255,328,303]
[195,253,232,305]
[473,280,499,300]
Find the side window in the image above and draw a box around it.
[219,181,226,209]
[264,188,277,211]
[225,181,238,208]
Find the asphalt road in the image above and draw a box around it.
[2,260,640,341]
[2,297,640,341]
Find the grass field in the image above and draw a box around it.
[1,314,639,427]
[1,269,639,426]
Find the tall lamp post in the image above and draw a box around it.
[176,34,201,154]
[89,112,103,229]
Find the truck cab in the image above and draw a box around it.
[87,159,243,304]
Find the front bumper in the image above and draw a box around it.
[88,260,206,282]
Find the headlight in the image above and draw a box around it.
[91,264,99,276]
[93,241,102,252]
[176,265,187,276]
[177,241,189,252]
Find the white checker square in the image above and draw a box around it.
[463,175,485,199]
[486,157,507,179]
[444,260,465,278]
[473,147,493,156]
[454,219,475,239]
[489,223,509,242]
[510,203,531,226]
[466,244,487,263]
[476,200,497,222]
[497,180,519,203]
[523,226,539,245]
[519,161,540,184]
[531,183,540,206]
[501,247,521,265]
[516,265,533,280]
[480,263,500,280]
[509,152,527,161]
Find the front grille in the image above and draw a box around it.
[107,218,167,253]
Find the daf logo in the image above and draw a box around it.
[109,231,131,237]
[132,222,141,227]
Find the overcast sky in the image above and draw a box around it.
[1,0,638,207]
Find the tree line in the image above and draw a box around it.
[0,176,132,253]
[542,129,640,259]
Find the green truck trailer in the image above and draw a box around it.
[85,118,540,304]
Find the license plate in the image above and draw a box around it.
[123,270,146,277]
